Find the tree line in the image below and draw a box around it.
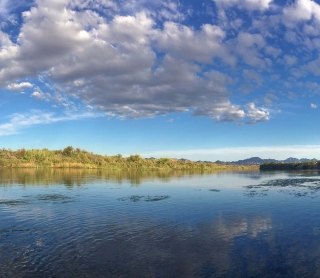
[260,162,320,171]
[0,146,257,171]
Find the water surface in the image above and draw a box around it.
[1,169,320,277]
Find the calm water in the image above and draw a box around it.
[1,169,320,277]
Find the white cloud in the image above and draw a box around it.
[156,22,231,64]
[0,0,9,16]
[7,81,33,91]
[0,0,265,122]
[246,103,270,122]
[0,110,102,136]
[305,57,320,75]
[243,70,263,85]
[31,91,41,98]
[235,32,267,67]
[283,0,320,23]
[156,2,186,21]
[311,103,317,109]
[283,55,298,66]
[0,0,300,124]
[4,0,320,129]
[31,91,52,101]
[69,0,116,10]
[215,0,273,11]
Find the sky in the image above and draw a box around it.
[0,0,320,161]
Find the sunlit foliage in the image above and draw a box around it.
[0,146,257,171]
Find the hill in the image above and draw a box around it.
[228,157,318,165]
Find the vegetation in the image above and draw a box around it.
[260,161,320,171]
[0,146,258,171]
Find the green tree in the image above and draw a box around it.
[63,146,74,156]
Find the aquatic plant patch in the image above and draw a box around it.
[245,178,320,198]
[118,195,170,202]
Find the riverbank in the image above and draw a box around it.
[260,161,320,171]
[0,147,258,171]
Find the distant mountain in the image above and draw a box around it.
[283,157,300,163]
[281,157,317,163]
[233,157,277,165]
[219,157,319,165]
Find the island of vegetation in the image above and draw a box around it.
[0,146,257,171]
[260,161,320,171]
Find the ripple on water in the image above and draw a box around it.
[0,199,29,206]
[2,171,320,277]
[35,194,73,202]
[117,195,170,202]
[208,189,221,192]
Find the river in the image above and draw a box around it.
[1,169,320,277]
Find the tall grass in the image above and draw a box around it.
[0,146,258,171]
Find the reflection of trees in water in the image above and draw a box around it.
[0,168,252,186]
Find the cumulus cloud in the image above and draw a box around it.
[69,0,116,10]
[31,91,41,98]
[0,0,271,123]
[156,22,231,64]
[283,0,320,23]
[235,32,267,67]
[31,91,52,102]
[7,81,33,91]
[246,103,270,122]
[214,0,273,11]
[3,0,319,124]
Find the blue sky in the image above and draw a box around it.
[0,0,320,160]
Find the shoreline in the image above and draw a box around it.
[0,164,259,171]
[0,147,259,171]
[260,162,320,171]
